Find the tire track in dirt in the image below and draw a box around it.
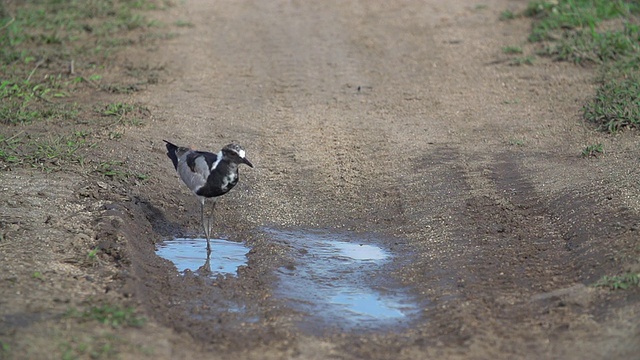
[397,146,640,353]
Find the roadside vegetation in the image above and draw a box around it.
[59,304,147,359]
[0,1,171,358]
[501,0,640,132]
[501,1,640,293]
[67,304,146,328]
[0,0,169,176]
[594,272,640,289]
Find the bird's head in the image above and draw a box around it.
[222,143,254,168]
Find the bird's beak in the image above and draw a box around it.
[243,157,254,168]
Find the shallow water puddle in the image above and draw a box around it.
[156,238,249,276]
[268,229,420,331]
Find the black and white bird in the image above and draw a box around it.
[164,140,254,254]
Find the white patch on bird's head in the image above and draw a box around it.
[223,144,246,157]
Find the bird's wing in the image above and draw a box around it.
[178,151,219,193]
[164,140,193,171]
[163,140,180,170]
[192,151,221,171]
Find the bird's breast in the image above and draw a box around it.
[195,171,239,198]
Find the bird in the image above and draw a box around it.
[163,140,254,254]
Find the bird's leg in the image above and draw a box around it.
[206,207,212,255]
[200,200,211,254]
[207,201,217,254]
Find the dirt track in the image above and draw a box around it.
[2,0,640,359]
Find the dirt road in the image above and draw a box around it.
[2,0,639,359]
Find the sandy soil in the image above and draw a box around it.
[2,0,640,359]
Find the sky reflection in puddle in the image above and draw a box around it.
[268,229,419,330]
[156,238,249,276]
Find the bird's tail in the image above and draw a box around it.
[163,140,180,170]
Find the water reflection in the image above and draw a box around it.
[156,238,249,277]
[267,229,420,330]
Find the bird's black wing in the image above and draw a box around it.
[186,151,219,173]
[163,140,179,170]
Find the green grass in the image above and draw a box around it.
[504,0,640,133]
[583,72,640,132]
[68,304,146,328]
[0,0,160,64]
[86,247,100,266]
[502,45,524,54]
[174,19,195,28]
[0,0,164,177]
[581,143,604,157]
[0,132,22,164]
[0,79,75,125]
[95,160,149,181]
[100,102,147,126]
[87,247,99,260]
[0,341,9,357]
[543,23,640,64]
[108,131,124,140]
[0,131,95,171]
[500,10,517,21]
[31,133,92,170]
[594,272,640,290]
[60,334,119,360]
[510,56,535,65]
[524,0,640,42]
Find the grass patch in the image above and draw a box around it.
[0,130,95,171]
[100,102,148,126]
[505,0,640,133]
[175,19,195,28]
[594,272,640,290]
[68,304,146,328]
[0,78,76,125]
[0,0,164,174]
[31,132,91,166]
[59,333,120,360]
[543,23,640,64]
[524,0,640,42]
[500,10,517,21]
[502,45,524,54]
[510,56,535,66]
[108,131,124,140]
[0,0,161,66]
[87,247,99,260]
[583,72,640,132]
[581,143,604,157]
[95,160,149,181]
[0,132,22,164]
[0,341,9,357]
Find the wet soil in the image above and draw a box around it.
[2,0,640,359]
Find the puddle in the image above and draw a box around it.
[267,229,421,331]
[156,238,249,276]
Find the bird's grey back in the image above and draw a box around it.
[178,150,221,195]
